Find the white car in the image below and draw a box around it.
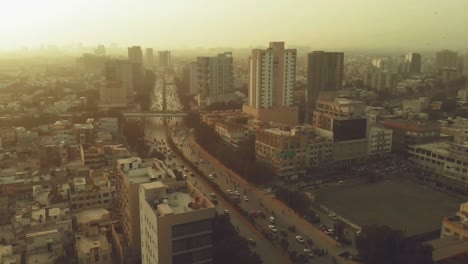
[296,236,305,243]
[268,225,278,233]
[199,159,204,163]
[226,190,233,195]
[234,190,240,196]
[269,216,275,224]
[243,196,249,201]
[209,175,215,180]
[329,213,338,220]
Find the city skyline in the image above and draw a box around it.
[1,0,468,51]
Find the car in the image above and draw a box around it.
[183,175,187,180]
[210,193,216,198]
[338,251,351,258]
[183,168,188,172]
[329,213,338,220]
[325,228,335,235]
[303,249,314,258]
[320,225,328,231]
[258,211,266,218]
[226,190,233,195]
[247,239,256,247]
[296,236,305,243]
[243,196,249,201]
[250,211,258,218]
[269,216,276,224]
[356,230,362,236]
[199,159,204,163]
[189,172,194,176]
[210,198,218,205]
[234,190,240,196]
[224,210,229,215]
[268,225,278,233]
[209,175,215,180]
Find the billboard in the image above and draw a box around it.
[333,118,367,141]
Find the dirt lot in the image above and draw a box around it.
[315,179,463,236]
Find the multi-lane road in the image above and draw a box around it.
[144,79,291,264]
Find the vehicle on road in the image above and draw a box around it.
[303,249,314,258]
[209,175,215,180]
[226,189,233,195]
[243,196,249,201]
[269,216,276,224]
[296,236,305,243]
[210,198,218,205]
[234,190,240,196]
[329,213,338,220]
[325,228,335,235]
[224,210,229,215]
[268,225,278,233]
[210,193,216,198]
[247,239,256,247]
[250,211,258,218]
[199,159,204,163]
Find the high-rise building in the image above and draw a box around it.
[159,50,171,68]
[99,59,134,108]
[128,46,143,64]
[146,48,154,68]
[95,44,106,56]
[139,181,216,264]
[436,50,458,69]
[104,59,134,96]
[306,51,344,113]
[248,42,296,109]
[189,62,198,95]
[364,69,396,94]
[197,52,234,106]
[405,53,422,74]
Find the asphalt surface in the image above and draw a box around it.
[144,79,291,264]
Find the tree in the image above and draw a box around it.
[355,225,433,264]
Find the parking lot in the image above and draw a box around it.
[315,179,463,237]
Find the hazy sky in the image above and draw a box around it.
[1,0,467,51]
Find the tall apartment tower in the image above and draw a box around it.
[159,50,172,67]
[128,46,143,64]
[146,48,154,68]
[248,42,296,109]
[306,51,344,112]
[139,181,216,264]
[99,59,134,107]
[197,52,234,106]
[405,53,422,74]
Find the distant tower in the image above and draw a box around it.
[128,46,143,64]
[159,51,171,68]
[95,45,106,56]
[145,48,154,69]
[405,53,422,74]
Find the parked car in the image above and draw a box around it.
[295,236,305,244]
[303,249,314,258]
[199,159,204,163]
[210,193,216,198]
[226,190,233,195]
[243,196,249,202]
[269,216,276,224]
[325,228,335,235]
[247,239,256,247]
[209,175,215,180]
[329,213,338,220]
[268,225,278,233]
[250,211,258,218]
[210,198,218,205]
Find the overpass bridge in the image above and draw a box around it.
[122,111,189,118]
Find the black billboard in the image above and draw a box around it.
[333,118,367,141]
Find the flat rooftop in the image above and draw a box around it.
[316,179,462,237]
[77,233,110,255]
[411,141,451,156]
[428,236,468,261]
